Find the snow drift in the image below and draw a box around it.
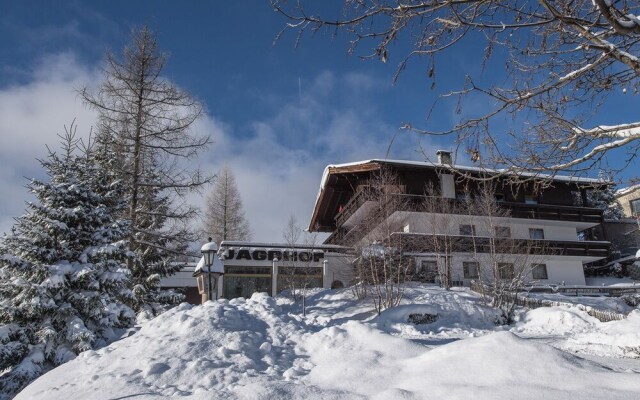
[16,291,640,400]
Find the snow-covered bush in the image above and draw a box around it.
[621,294,640,308]
[588,172,624,220]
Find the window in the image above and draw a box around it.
[529,228,544,240]
[420,260,438,283]
[495,226,511,238]
[459,224,476,236]
[532,264,548,280]
[498,263,514,279]
[524,195,538,204]
[463,262,479,279]
[631,199,640,215]
[495,193,506,203]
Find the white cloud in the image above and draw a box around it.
[193,70,431,241]
[0,57,433,244]
[0,53,100,235]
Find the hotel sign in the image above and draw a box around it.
[225,248,324,262]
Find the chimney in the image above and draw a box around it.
[436,150,452,165]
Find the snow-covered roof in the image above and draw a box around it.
[193,254,224,275]
[200,242,218,252]
[616,184,640,197]
[318,159,606,191]
[310,158,610,230]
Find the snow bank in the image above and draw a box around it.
[17,293,322,399]
[561,310,640,358]
[303,326,640,399]
[512,306,599,336]
[513,306,640,359]
[373,289,502,338]
[398,331,640,400]
[528,292,634,314]
[16,291,640,400]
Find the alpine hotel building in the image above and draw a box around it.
[307,152,611,286]
[194,151,613,302]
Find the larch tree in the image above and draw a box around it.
[280,214,302,300]
[81,26,212,316]
[273,1,640,184]
[203,166,251,244]
[0,128,134,398]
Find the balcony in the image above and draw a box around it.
[334,191,604,229]
[395,233,610,259]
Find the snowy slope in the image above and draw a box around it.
[16,287,640,399]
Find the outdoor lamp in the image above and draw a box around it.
[201,238,218,301]
[203,247,215,267]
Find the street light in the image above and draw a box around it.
[272,257,279,297]
[201,237,218,302]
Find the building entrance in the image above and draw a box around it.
[223,266,272,299]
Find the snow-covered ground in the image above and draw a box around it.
[16,285,640,399]
[585,276,638,286]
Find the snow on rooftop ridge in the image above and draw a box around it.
[193,254,224,274]
[316,158,604,211]
[616,184,640,197]
[327,159,605,183]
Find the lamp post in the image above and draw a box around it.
[272,257,279,297]
[201,238,218,302]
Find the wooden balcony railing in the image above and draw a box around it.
[395,233,610,259]
[334,191,604,229]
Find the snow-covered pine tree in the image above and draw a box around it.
[0,129,134,398]
[129,155,185,319]
[588,171,624,220]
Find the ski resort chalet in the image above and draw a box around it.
[307,152,613,287]
[189,152,634,303]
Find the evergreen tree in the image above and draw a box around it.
[204,166,251,244]
[130,155,185,318]
[588,171,624,220]
[0,130,134,398]
[81,26,211,316]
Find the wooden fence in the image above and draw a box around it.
[555,285,640,297]
[469,282,628,322]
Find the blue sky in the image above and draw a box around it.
[0,1,636,241]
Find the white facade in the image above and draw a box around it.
[380,209,602,286]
